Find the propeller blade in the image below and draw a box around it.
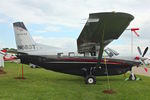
[137,46,142,55]
[144,68,148,72]
[140,59,148,72]
[142,47,148,57]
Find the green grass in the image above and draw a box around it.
[0,62,150,100]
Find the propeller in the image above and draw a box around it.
[137,46,149,72]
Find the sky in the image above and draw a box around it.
[0,0,150,57]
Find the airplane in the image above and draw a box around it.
[0,50,17,61]
[4,54,17,61]
[13,12,148,84]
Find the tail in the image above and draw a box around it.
[13,22,36,52]
[13,22,60,55]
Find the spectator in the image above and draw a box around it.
[0,51,5,71]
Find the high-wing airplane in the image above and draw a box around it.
[13,12,148,84]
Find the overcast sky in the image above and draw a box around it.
[0,0,150,57]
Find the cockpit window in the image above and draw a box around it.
[104,48,119,57]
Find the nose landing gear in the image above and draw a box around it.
[129,72,136,80]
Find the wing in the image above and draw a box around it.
[77,12,134,54]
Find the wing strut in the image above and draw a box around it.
[97,24,105,67]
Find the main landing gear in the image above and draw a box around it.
[82,67,97,84]
[85,75,96,84]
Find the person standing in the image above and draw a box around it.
[0,51,5,71]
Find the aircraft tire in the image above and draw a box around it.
[85,75,96,84]
[129,74,136,81]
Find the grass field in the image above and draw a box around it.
[0,62,150,100]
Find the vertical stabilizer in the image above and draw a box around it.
[13,22,61,55]
[13,22,36,52]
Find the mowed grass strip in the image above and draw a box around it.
[0,62,150,100]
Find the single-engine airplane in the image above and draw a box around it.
[13,12,148,84]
